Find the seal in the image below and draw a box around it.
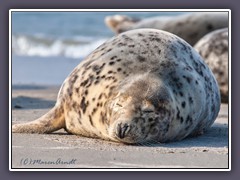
[105,12,228,45]
[12,29,221,144]
[194,28,228,103]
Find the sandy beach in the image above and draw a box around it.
[11,85,229,169]
[10,11,230,170]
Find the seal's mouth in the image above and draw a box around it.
[109,120,149,144]
[107,121,137,144]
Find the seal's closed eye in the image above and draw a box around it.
[142,109,154,113]
[116,103,123,107]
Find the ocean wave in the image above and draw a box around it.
[12,34,109,59]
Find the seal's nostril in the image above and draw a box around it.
[117,123,130,139]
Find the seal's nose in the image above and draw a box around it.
[116,123,130,139]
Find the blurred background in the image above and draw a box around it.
[11,11,186,85]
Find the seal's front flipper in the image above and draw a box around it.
[12,104,65,134]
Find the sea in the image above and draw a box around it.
[11,11,186,85]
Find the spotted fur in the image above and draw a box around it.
[12,29,220,144]
[194,28,228,103]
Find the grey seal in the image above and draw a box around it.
[12,29,221,144]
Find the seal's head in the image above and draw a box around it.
[107,74,174,144]
[105,15,139,34]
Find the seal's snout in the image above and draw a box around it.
[116,122,130,139]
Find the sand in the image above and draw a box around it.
[11,85,229,169]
